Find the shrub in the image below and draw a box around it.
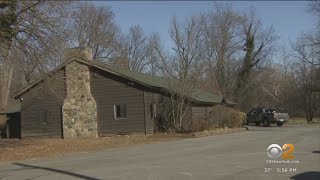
[191,117,210,132]
[206,105,245,129]
[156,104,246,133]
[155,114,175,132]
[155,103,176,133]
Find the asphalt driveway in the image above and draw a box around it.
[0,126,319,180]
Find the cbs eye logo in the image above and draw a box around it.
[267,144,295,159]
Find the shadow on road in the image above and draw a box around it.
[312,150,320,154]
[290,171,320,180]
[14,163,101,180]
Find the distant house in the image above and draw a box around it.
[14,47,235,138]
[0,104,21,138]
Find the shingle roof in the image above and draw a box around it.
[14,58,236,105]
[90,60,229,104]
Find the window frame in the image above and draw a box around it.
[114,104,127,120]
[39,110,48,125]
[150,103,157,118]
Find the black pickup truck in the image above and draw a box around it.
[245,107,289,127]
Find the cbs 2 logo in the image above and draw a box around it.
[267,144,295,159]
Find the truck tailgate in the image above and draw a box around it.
[274,113,289,119]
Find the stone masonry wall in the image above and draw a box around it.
[62,48,97,138]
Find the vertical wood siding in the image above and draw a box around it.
[144,92,193,132]
[19,63,219,137]
[144,92,161,134]
[191,106,208,121]
[90,68,145,135]
[183,105,217,130]
[21,69,66,138]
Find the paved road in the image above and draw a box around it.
[0,126,319,180]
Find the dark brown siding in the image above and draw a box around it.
[21,69,66,138]
[90,68,145,134]
[191,106,208,121]
[182,106,192,129]
[144,93,193,132]
[124,89,213,132]
[144,92,162,134]
[182,105,217,130]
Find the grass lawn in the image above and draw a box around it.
[286,117,320,125]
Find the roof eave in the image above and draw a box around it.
[13,58,157,99]
[13,58,227,106]
[13,60,70,99]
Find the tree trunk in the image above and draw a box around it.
[0,63,13,111]
[234,33,254,100]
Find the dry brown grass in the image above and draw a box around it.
[0,128,245,164]
[286,117,320,125]
[0,135,180,164]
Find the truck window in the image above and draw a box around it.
[265,109,276,113]
[256,108,263,113]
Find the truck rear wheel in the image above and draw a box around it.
[277,122,283,127]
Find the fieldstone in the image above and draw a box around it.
[62,48,98,138]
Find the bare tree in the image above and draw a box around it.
[112,25,155,73]
[0,47,13,111]
[291,62,320,122]
[71,2,119,62]
[0,1,71,110]
[302,1,320,65]
[201,3,243,96]
[146,32,162,76]
[162,16,203,130]
[1,1,70,53]
[292,33,320,66]
[291,35,320,122]
[308,0,320,24]
[234,9,278,104]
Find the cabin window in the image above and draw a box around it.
[39,111,48,124]
[150,103,157,118]
[114,104,127,119]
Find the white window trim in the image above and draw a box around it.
[114,104,127,120]
[151,103,157,118]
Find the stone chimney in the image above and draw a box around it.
[62,47,97,138]
[63,47,93,61]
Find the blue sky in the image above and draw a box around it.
[94,1,315,49]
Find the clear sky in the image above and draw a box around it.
[94,1,315,49]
